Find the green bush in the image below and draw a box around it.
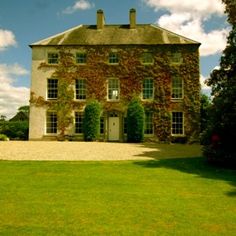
[0,134,9,141]
[83,100,101,141]
[127,98,144,142]
[0,121,29,140]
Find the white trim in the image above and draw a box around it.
[171,111,185,136]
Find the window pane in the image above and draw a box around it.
[142,52,153,64]
[108,79,119,100]
[170,52,182,63]
[143,78,154,99]
[76,53,86,64]
[172,76,183,99]
[75,112,83,134]
[46,111,57,134]
[48,53,58,64]
[47,79,58,99]
[144,112,153,134]
[172,112,183,135]
[76,79,86,100]
[109,53,119,64]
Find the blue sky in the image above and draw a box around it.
[0,0,229,118]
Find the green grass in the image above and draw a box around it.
[0,144,236,235]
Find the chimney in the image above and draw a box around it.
[97,9,105,29]
[129,8,136,29]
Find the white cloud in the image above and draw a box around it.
[63,0,94,14]
[143,0,228,57]
[144,0,224,16]
[0,29,17,51]
[0,64,29,119]
[200,74,211,90]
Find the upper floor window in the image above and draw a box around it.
[76,53,87,64]
[141,52,154,64]
[144,111,153,135]
[172,76,183,99]
[46,111,57,134]
[108,78,120,100]
[48,53,59,64]
[109,52,119,64]
[170,52,182,64]
[47,79,58,99]
[75,112,83,134]
[142,78,154,100]
[75,79,86,100]
[172,112,184,135]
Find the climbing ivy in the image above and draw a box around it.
[30,45,200,142]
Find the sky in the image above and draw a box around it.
[0,0,230,118]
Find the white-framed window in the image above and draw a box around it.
[170,52,183,64]
[141,52,154,64]
[144,111,153,135]
[46,111,57,134]
[109,52,119,64]
[48,52,59,64]
[142,78,154,100]
[47,79,58,99]
[76,52,87,64]
[172,76,183,99]
[171,112,184,135]
[108,78,120,100]
[75,79,86,100]
[75,112,83,134]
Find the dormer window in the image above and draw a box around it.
[109,52,119,64]
[48,53,59,64]
[141,52,154,64]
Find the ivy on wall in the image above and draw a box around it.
[30,45,200,141]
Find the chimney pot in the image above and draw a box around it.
[129,8,136,29]
[97,9,105,29]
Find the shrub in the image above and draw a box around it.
[0,121,29,140]
[0,134,9,141]
[127,98,144,142]
[83,100,101,141]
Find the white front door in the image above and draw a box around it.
[108,117,119,141]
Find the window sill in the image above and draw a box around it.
[171,98,183,102]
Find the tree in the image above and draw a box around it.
[127,97,144,143]
[202,1,236,165]
[83,100,101,141]
[200,94,211,133]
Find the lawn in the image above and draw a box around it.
[0,144,236,235]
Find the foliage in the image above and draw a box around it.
[203,1,236,165]
[83,100,101,141]
[0,134,9,141]
[0,121,29,140]
[200,94,211,133]
[127,98,144,142]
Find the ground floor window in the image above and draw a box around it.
[46,111,57,134]
[172,112,184,135]
[75,112,83,134]
[144,112,153,135]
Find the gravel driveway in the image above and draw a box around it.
[0,141,156,161]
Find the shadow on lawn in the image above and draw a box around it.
[133,143,236,197]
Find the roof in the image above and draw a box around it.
[30,24,200,47]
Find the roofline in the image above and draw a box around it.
[29,24,83,47]
[150,24,201,45]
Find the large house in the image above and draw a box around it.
[29,9,201,142]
